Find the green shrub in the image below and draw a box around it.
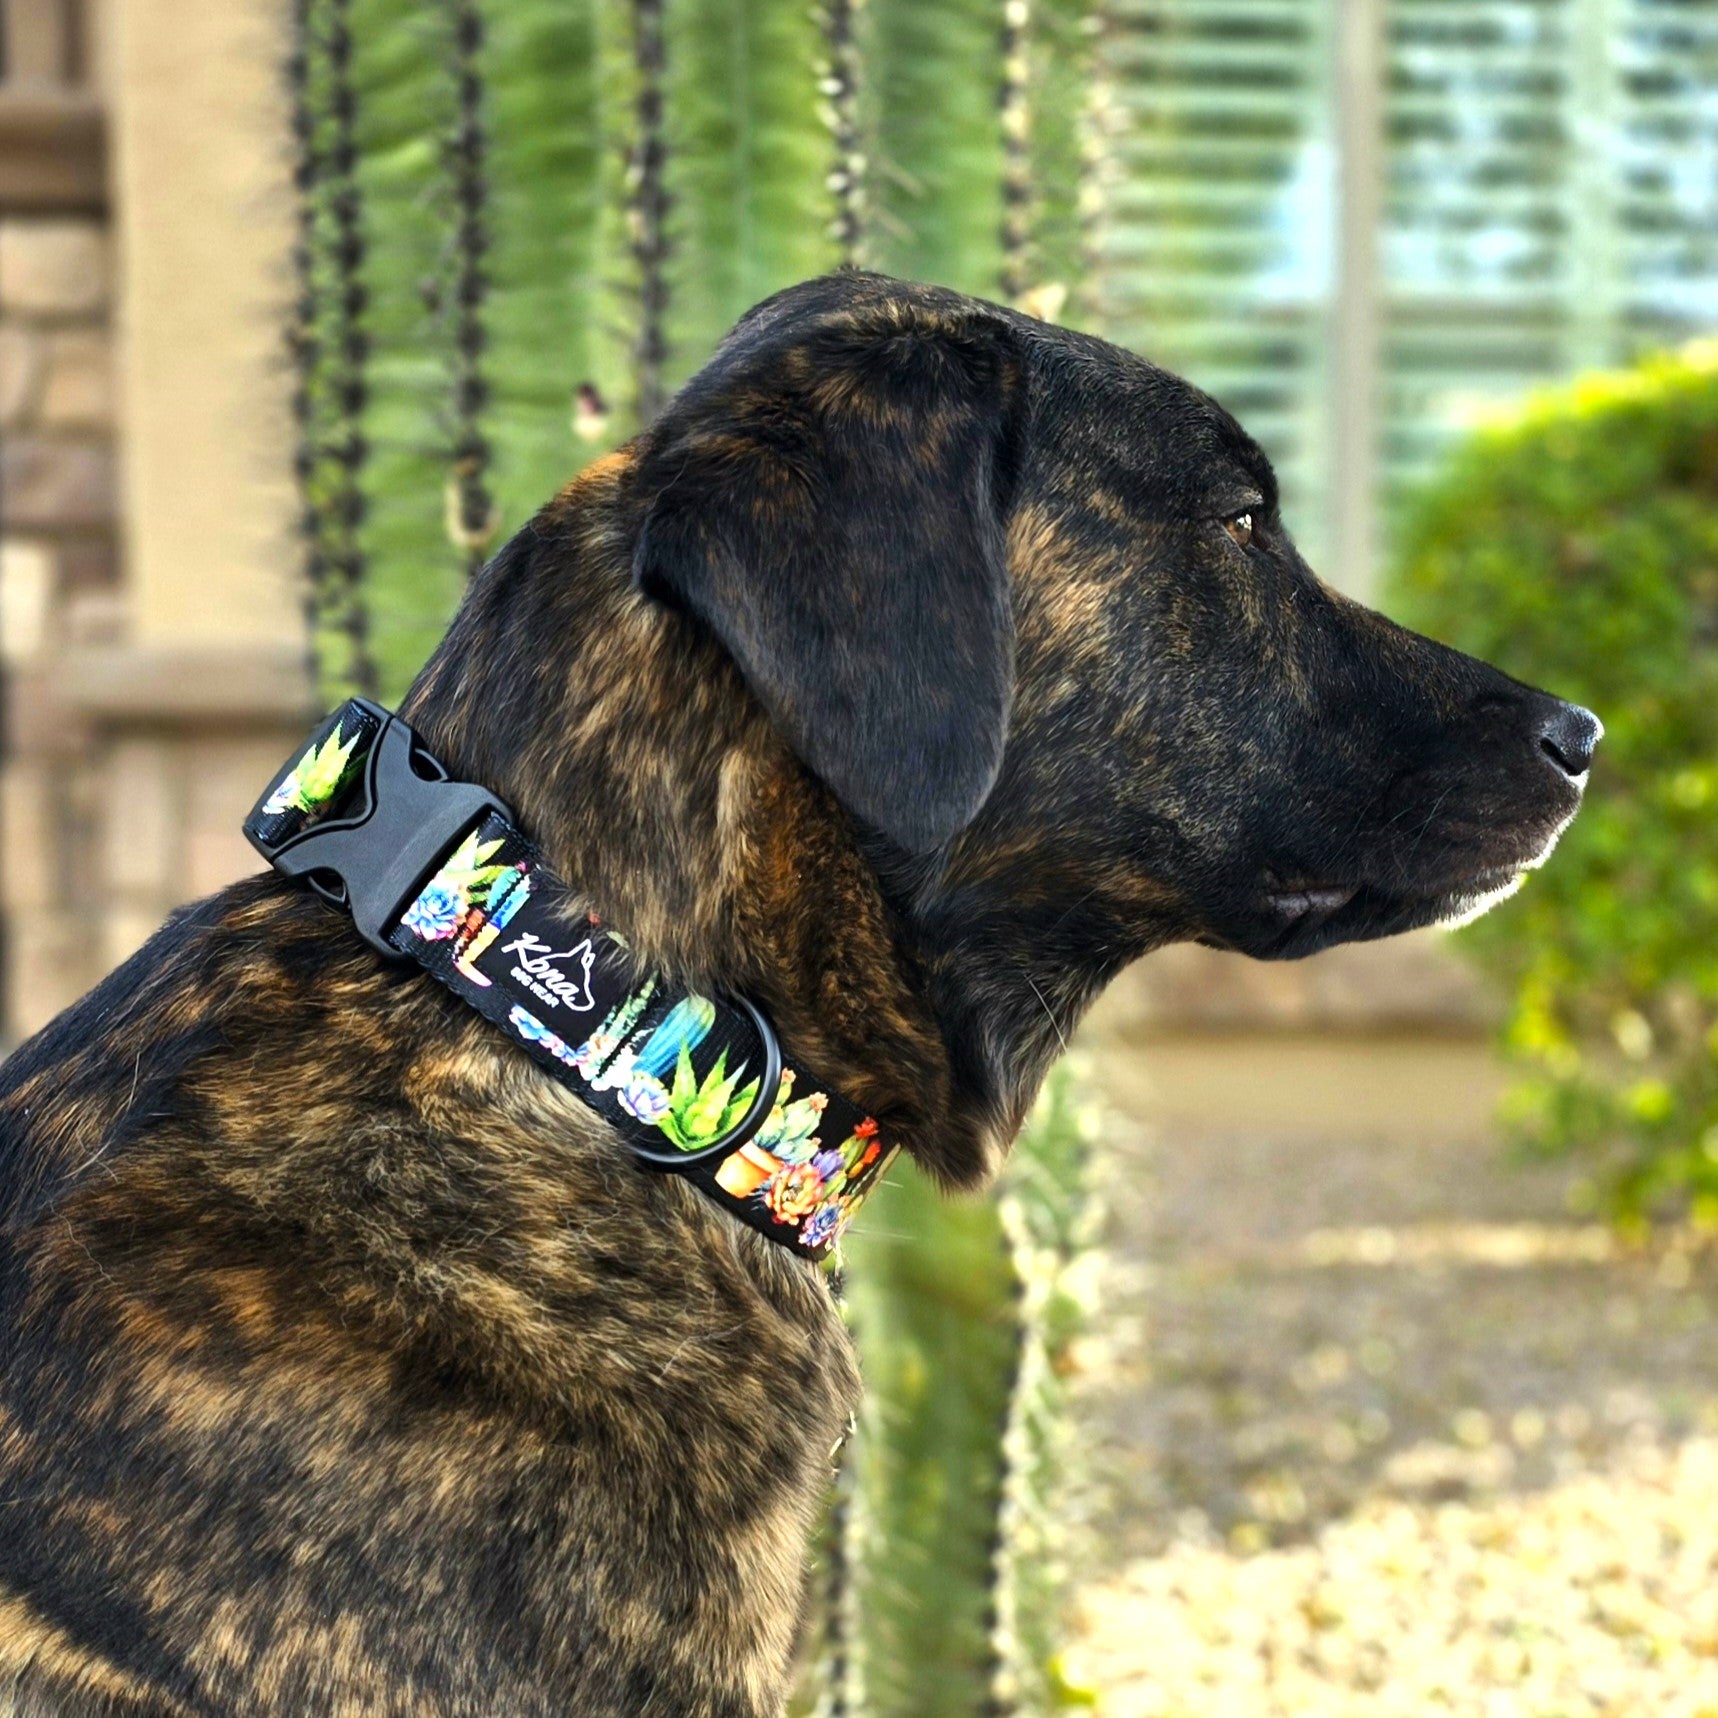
[1392,343,1718,1224]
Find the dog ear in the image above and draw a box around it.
[632,295,1023,854]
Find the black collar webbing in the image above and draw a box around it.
[244,699,896,1261]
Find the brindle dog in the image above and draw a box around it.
[0,274,1596,1715]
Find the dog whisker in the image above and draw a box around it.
[1021,972,1071,1057]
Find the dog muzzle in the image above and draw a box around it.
[245,698,896,1262]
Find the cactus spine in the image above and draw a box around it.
[287,0,378,699]
[443,0,497,571]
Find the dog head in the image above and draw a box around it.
[634,275,1595,976]
[421,268,1600,1175]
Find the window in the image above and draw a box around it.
[1093,0,1718,593]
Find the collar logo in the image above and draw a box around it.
[499,932,598,1015]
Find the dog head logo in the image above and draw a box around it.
[498,932,598,1017]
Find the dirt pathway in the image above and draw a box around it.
[1073,1074,1718,1717]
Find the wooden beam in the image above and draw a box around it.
[0,91,105,213]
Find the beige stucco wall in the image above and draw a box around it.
[109,0,300,647]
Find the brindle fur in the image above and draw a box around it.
[0,275,1592,1714]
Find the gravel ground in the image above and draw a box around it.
[1072,1089,1718,1716]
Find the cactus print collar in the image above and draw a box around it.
[246,700,896,1262]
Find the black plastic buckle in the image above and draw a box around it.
[245,704,513,959]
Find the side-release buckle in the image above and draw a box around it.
[245,706,513,958]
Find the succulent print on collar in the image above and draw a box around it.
[496,997,892,1252]
[401,864,898,1256]
[261,720,365,821]
[398,827,535,988]
[716,1079,889,1252]
[533,979,765,1150]
[246,700,898,1261]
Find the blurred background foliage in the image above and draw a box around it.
[1394,345,1718,1227]
[284,0,1718,1709]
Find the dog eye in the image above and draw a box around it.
[1222,512,1254,549]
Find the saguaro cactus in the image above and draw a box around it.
[443,0,499,573]
[824,1070,1101,1718]
[284,10,1102,1712]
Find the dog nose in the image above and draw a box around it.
[1538,702,1602,779]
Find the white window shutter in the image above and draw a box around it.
[1094,0,1718,586]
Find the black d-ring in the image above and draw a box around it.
[625,995,784,1173]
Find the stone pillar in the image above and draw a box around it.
[0,206,120,1032]
[53,0,314,1002]
[0,0,312,1040]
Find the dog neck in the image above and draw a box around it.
[400,452,1142,1189]
[399,455,982,1184]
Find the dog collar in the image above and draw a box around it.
[244,699,896,1261]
